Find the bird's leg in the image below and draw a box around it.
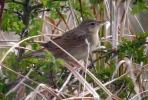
[67,61,80,68]
[67,60,86,68]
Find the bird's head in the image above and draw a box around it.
[78,19,109,33]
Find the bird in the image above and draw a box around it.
[18,19,108,62]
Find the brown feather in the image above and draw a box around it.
[18,19,109,62]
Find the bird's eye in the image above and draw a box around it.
[90,22,95,26]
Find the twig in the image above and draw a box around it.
[12,0,25,5]
[115,80,125,95]
[65,63,100,99]
[88,50,115,68]
[112,60,125,79]
[79,71,129,97]
[52,20,61,34]
[115,0,121,8]
[125,58,141,100]
[113,3,119,49]
[78,0,84,20]
[57,73,72,95]
[6,68,33,96]
[63,97,99,100]
[68,0,76,27]
[25,0,30,5]
[0,66,4,78]
[14,11,23,17]
[82,39,90,98]
[36,9,50,13]
[128,7,145,33]
[6,78,37,86]
[31,3,43,10]
[0,46,34,51]
[44,19,65,33]
[0,39,18,42]
[31,84,62,100]
[56,9,70,30]
[110,0,112,41]
[21,82,48,100]
[130,90,148,100]
[0,0,5,29]
[120,0,131,37]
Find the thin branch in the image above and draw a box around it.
[25,0,30,5]
[31,3,43,10]
[57,73,72,95]
[6,68,33,96]
[110,0,112,38]
[36,9,50,13]
[44,19,65,33]
[0,46,34,51]
[113,4,119,49]
[0,0,5,29]
[52,20,61,34]
[88,50,115,68]
[120,0,131,37]
[6,78,37,86]
[115,0,121,8]
[78,0,84,20]
[14,11,23,17]
[12,0,25,5]
[56,9,70,30]
[68,0,76,27]
[128,7,145,33]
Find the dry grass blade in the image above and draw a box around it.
[1,64,39,85]
[68,0,76,27]
[44,19,65,33]
[120,0,131,37]
[65,63,100,98]
[34,84,62,100]
[6,68,33,96]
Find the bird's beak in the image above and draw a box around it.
[100,20,109,25]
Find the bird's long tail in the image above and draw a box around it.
[18,48,45,60]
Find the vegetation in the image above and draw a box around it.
[0,0,148,99]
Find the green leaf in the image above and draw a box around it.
[47,2,61,8]
[7,93,17,99]
[131,1,148,15]
[44,50,55,59]
[31,43,40,50]
[121,38,127,43]
[55,59,65,66]
[29,19,43,36]
[41,0,47,6]
[1,2,24,34]
[99,4,105,12]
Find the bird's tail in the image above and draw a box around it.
[18,48,45,60]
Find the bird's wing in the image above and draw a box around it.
[41,28,88,49]
[18,29,89,60]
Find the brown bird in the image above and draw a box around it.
[18,19,108,62]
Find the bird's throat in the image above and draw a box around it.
[89,31,99,52]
